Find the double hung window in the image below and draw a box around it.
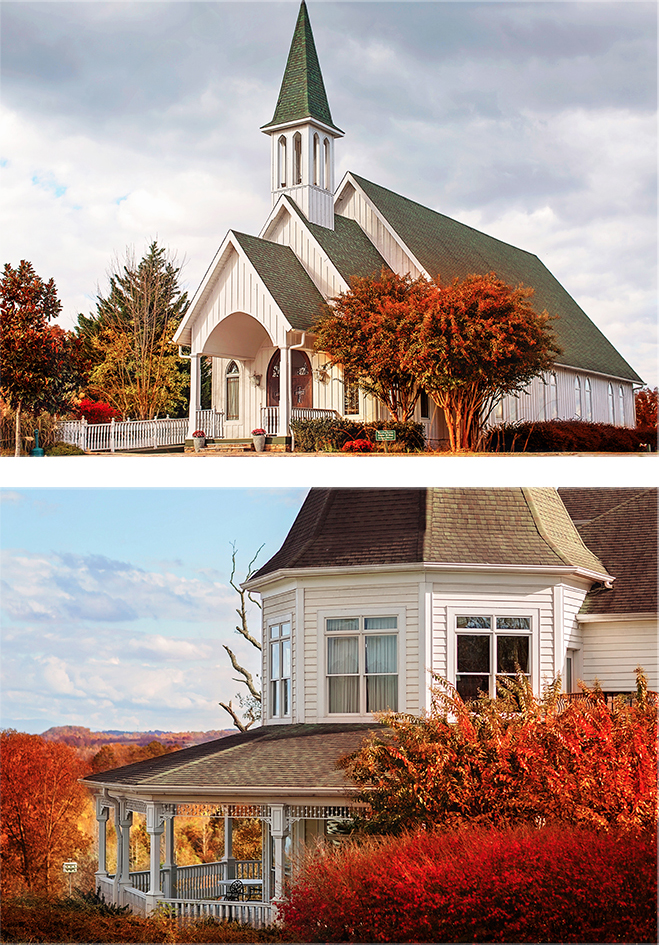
[455,615,532,701]
[326,616,398,714]
[270,622,291,717]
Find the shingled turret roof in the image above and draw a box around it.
[250,488,609,581]
[262,1,342,134]
[342,174,642,383]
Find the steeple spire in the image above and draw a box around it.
[262,1,343,229]
[262,1,342,135]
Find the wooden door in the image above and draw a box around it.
[267,351,280,407]
[266,350,313,408]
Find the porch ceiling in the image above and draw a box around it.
[202,311,272,360]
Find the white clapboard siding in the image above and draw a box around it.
[580,619,658,691]
[563,584,588,653]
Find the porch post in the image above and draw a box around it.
[187,353,202,439]
[111,799,132,906]
[223,815,236,880]
[95,797,109,881]
[270,804,288,901]
[163,812,177,899]
[145,803,165,910]
[277,347,291,438]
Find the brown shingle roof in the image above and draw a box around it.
[558,488,650,526]
[84,724,379,794]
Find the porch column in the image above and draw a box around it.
[112,799,133,906]
[277,347,291,438]
[270,804,288,901]
[145,803,165,910]
[163,812,177,899]
[187,353,202,439]
[95,797,109,881]
[222,815,236,880]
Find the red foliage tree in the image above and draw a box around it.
[406,273,560,451]
[1,261,86,455]
[313,270,430,422]
[338,671,657,835]
[74,398,121,425]
[635,386,658,429]
[1,731,92,896]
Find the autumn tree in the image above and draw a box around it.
[77,242,189,419]
[218,545,263,732]
[338,670,657,836]
[406,273,560,451]
[635,386,658,429]
[1,261,85,455]
[313,270,428,421]
[1,731,92,896]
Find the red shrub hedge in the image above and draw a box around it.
[486,420,657,453]
[341,439,374,453]
[74,399,121,424]
[280,826,657,944]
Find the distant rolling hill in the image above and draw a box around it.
[40,725,235,750]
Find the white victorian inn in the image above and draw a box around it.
[85,487,658,924]
[176,1,642,450]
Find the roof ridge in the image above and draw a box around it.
[578,488,656,532]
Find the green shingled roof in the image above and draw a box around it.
[347,174,642,383]
[262,2,342,134]
[232,231,326,330]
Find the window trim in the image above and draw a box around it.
[226,360,240,421]
[267,614,293,722]
[447,607,540,699]
[317,606,406,720]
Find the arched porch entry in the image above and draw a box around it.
[266,349,312,409]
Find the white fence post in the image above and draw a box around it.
[110,417,116,453]
[80,417,88,452]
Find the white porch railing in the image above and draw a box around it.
[161,898,273,928]
[56,417,189,452]
[194,409,225,440]
[127,859,261,899]
[261,407,338,436]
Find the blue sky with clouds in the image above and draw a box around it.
[0,488,307,733]
[1,0,657,385]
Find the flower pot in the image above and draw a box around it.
[252,434,266,453]
[193,436,206,452]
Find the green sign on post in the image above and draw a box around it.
[375,429,396,452]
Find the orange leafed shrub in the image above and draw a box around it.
[338,671,658,834]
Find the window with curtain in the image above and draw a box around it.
[226,361,239,420]
[455,614,531,701]
[326,616,398,714]
[269,621,291,717]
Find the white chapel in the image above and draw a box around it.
[173,1,642,447]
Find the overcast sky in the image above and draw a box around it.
[1,0,657,385]
[0,487,307,733]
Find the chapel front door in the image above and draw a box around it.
[266,350,312,408]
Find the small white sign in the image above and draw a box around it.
[63,861,78,873]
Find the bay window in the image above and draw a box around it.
[326,616,398,714]
[270,621,291,717]
[454,614,532,701]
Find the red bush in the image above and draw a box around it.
[74,399,121,424]
[487,420,657,453]
[280,826,658,943]
[341,439,374,453]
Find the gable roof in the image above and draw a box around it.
[232,231,326,331]
[84,723,378,798]
[262,1,342,135]
[559,488,658,616]
[343,174,642,383]
[250,488,608,580]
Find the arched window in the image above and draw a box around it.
[293,133,302,185]
[278,136,287,188]
[618,385,625,425]
[574,376,582,418]
[226,361,239,420]
[545,372,558,420]
[324,138,330,190]
[608,382,615,424]
[584,377,593,421]
[313,134,321,186]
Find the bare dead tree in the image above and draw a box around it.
[219,544,264,732]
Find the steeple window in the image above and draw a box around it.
[293,133,302,185]
[324,139,330,191]
[278,136,287,188]
[313,134,321,186]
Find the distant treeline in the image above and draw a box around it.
[39,726,235,767]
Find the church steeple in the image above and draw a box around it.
[262,1,343,229]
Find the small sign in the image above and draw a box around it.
[63,861,78,873]
[375,429,396,442]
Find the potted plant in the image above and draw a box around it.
[192,429,206,452]
[251,428,267,452]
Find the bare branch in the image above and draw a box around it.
[223,645,260,701]
[218,700,252,733]
[229,542,262,650]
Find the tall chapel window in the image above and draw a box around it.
[574,376,582,418]
[278,136,287,188]
[293,133,302,185]
[344,380,360,415]
[584,378,593,421]
[313,134,321,186]
[618,385,625,425]
[608,383,615,424]
[226,361,239,420]
[545,372,558,420]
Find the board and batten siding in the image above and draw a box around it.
[301,579,420,722]
[265,209,346,302]
[262,587,297,723]
[580,619,658,691]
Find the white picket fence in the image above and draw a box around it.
[56,411,225,452]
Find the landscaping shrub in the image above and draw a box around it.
[290,418,425,452]
[74,399,121,424]
[341,439,374,453]
[280,825,658,944]
[485,419,657,453]
[46,441,86,456]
